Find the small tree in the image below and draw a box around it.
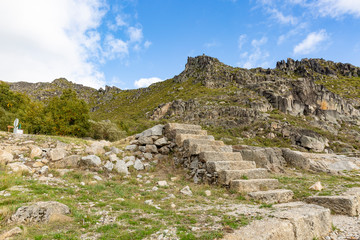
[44,89,90,137]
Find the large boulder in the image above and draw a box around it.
[0,150,13,165]
[10,201,71,223]
[282,149,310,170]
[299,136,325,152]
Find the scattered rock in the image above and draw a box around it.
[0,227,22,240]
[104,161,114,171]
[0,150,13,164]
[53,155,81,168]
[114,160,129,175]
[309,181,323,191]
[8,162,31,173]
[30,146,42,159]
[158,181,168,187]
[180,186,192,196]
[10,201,70,223]
[134,159,144,171]
[49,148,67,161]
[205,190,211,196]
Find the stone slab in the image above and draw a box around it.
[219,168,269,185]
[223,219,295,240]
[188,144,232,155]
[206,161,256,173]
[175,134,214,147]
[306,195,360,216]
[248,189,294,204]
[230,179,279,193]
[199,151,243,162]
[273,202,332,239]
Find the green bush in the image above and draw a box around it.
[89,120,126,141]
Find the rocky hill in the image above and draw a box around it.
[8,55,360,154]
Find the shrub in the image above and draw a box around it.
[89,120,126,141]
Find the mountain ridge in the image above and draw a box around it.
[5,55,360,153]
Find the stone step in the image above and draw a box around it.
[248,189,294,204]
[188,144,233,155]
[230,179,279,193]
[165,123,203,131]
[183,138,224,150]
[170,129,208,137]
[175,134,215,147]
[206,161,256,173]
[219,169,269,185]
[199,151,243,162]
[305,187,360,216]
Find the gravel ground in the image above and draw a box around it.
[325,215,360,240]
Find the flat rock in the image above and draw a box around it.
[10,201,70,223]
[328,161,360,171]
[223,218,295,240]
[53,155,81,168]
[300,135,325,152]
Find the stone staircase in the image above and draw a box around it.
[165,123,294,203]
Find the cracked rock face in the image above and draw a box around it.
[10,201,70,223]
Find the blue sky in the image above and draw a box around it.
[1,0,360,89]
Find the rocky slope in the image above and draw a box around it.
[7,55,360,153]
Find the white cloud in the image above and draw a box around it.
[128,26,143,42]
[0,1,150,89]
[239,36,269,69]
[144,40,152,48]
[134,77,162,88]
[293,29,328,54]
[0,0,109,89]
[238,34,247,50]
[251,37,268,47]
[268,8,297,25]
[314,0,360,18]
[104,35,128,60]
[115,14,127,27]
